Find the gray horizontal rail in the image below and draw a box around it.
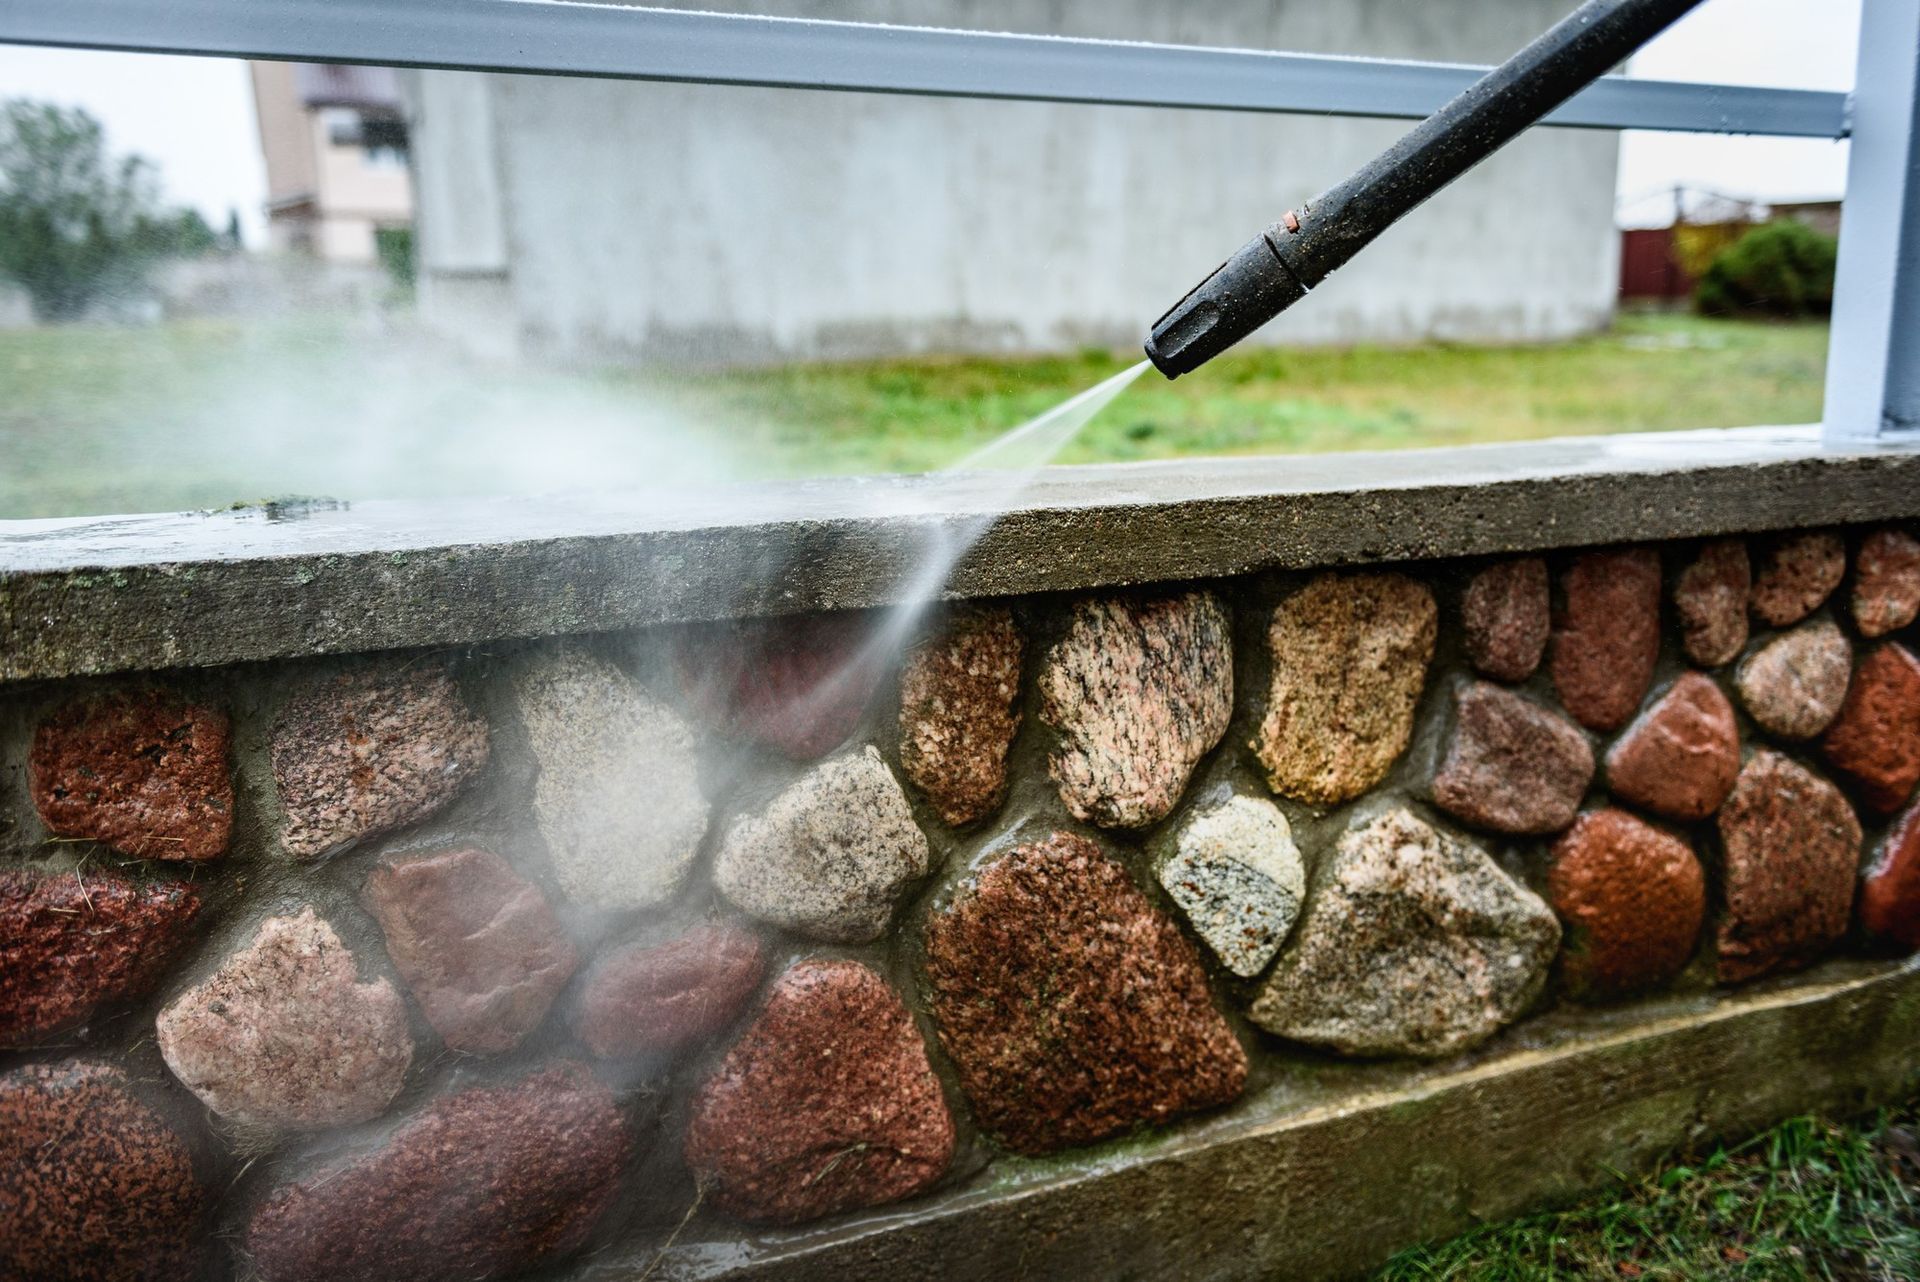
[0,0,1849,137]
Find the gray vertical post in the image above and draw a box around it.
[1824,0,1920,444]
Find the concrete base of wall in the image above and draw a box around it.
[615,956,1920,1282]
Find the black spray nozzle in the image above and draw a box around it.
[1143,0,1708,381]
[1144,229,1307,380]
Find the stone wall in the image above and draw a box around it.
[3,521,1919,1281]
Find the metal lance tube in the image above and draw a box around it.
[1143,0,1708,379]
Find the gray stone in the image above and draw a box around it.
[156,908,412,1130]
[715,746,931,943]
[511,649,710,911]
[1038,591,1233,830]
[1735,620,1853,741]
[1673,538,1751,668]
[1159,796,1306,978]
[1250,806,1560,1058]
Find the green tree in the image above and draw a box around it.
[1695,219,1839,319]
[0,99,211,322]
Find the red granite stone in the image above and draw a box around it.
[29,691,231,861]
[1715,751,1861,983]
[362,848,579,1054]
[571,923,766,1059]
[247,1063,629,1282]
[1673,539,1751,668]
[1861,802,1920,953]
[898,604,1025,826]
[1431,681,1595,835]
[1551,547,1662,732]
[1549,809,1705,1000]
[0,1061,206,1282]
[1603,673,1741,821]
[923,832,1247,1155]
[1852,527,1920,639]
[675,612,882,760]
[683,959,953,1224]
[1462,557,1549,682]
[1819,642,1920,813]
[272,665,490,860]
[1750,529,1846,628]
[1,868,202,1048]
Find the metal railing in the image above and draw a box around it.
[0,0,1912,443]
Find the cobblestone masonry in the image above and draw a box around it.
[1,522,1917,1278]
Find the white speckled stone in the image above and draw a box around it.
[512,649,710,911]
[156,908,411,1130]
[715,746,930,943]
[1160,796,1305,977]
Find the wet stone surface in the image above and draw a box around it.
[156,907,412,1130]
[1750,530,1846,628]
[1819,642,1920,813]
[1462,557,1549,683]
[1861,802,1920,953]
[1673,539,1751,669]
[29,690,232,861]
[1255,572,1437,806]
[1715,751,1862,983]
[273,665,489,860]
[1430,681,1594,835]
[676,612,881,760]
[715,745,930,943]
[246,1063,630,1282]
[1159,795,1306,978]
[571,923,767,1059]
[1040,591,1233,828]
[362,847,579,1055]
[898,604,1025,827]
[512,648,709,910]
[0,1061,207,1282]
[1551,547,1662,733]
[1735,619,1853,741]
[684,959,954,1224]
[1548,809,1705,1000]
[925,832,1247,1154]
[1852,527,1920,638]
[1603,673,1741,821]
[1251,806,1559,1058]
[0,868,202,1048]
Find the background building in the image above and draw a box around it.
[406,0,1622,364]
[250,62,413,267]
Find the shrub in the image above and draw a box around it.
[1694,219,1838,318]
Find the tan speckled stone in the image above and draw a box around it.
[1254,572,1436,806]
[715,746,930,943]
[1251,807,1559,1058]
[1852,527,1920,639]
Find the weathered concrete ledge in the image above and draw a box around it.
[5,425,1919,681]
[614,956,1920,1282]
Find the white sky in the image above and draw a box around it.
[0,0,1865,246]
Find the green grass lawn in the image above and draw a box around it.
[1375,1098,1920,1281]
[0,310,1828,518]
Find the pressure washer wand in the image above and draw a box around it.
[1143,0,1708,379]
